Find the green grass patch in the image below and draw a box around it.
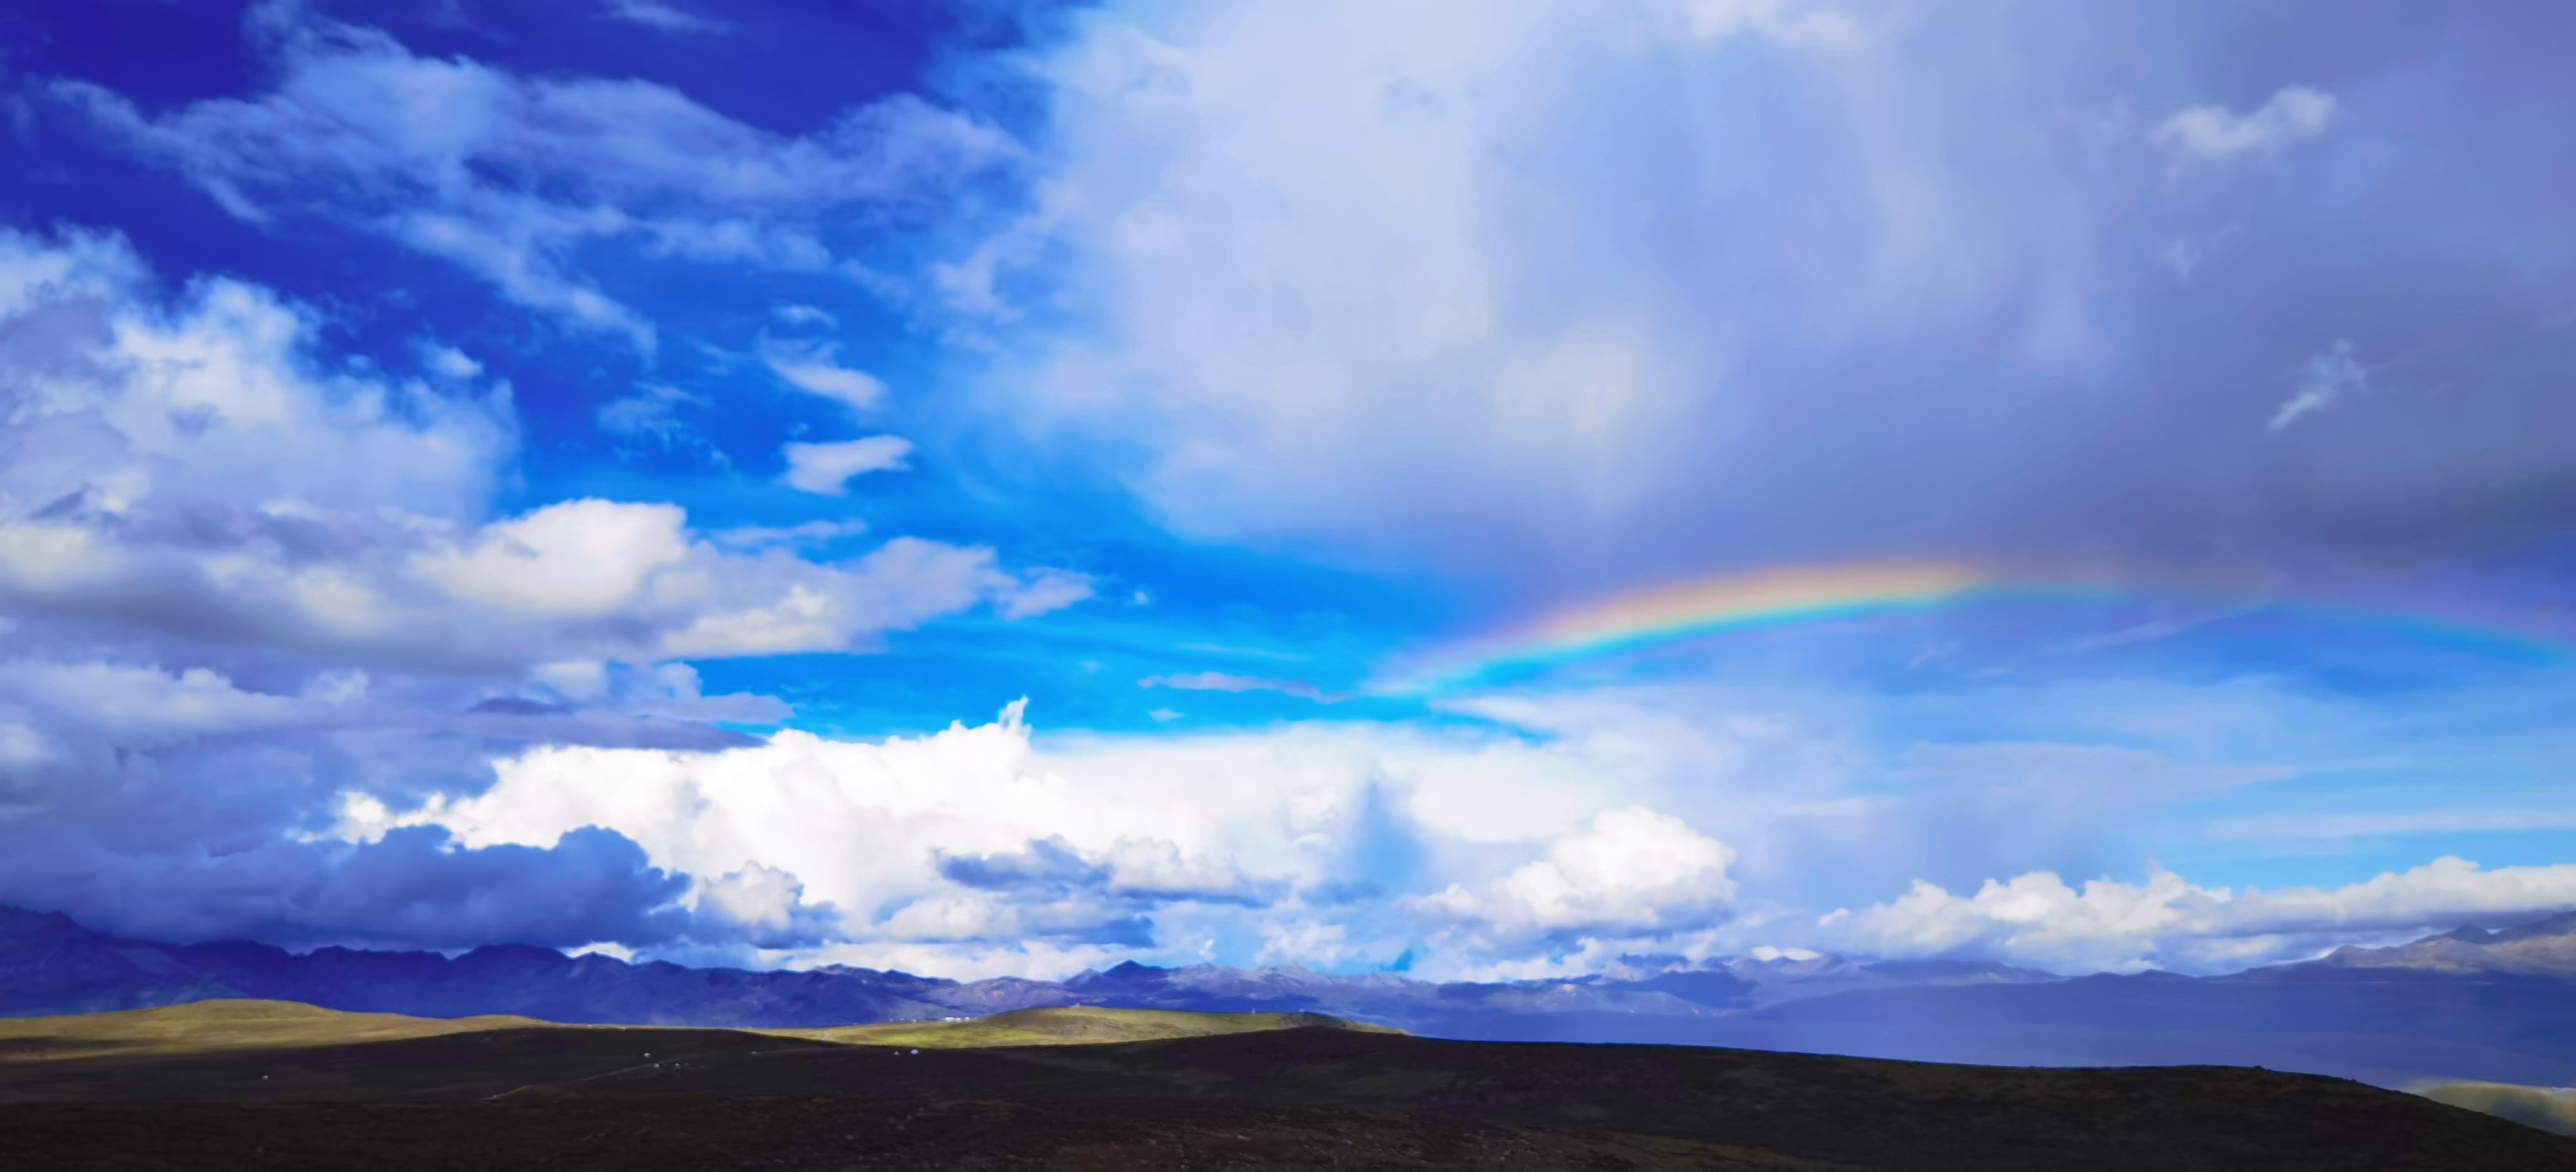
[763,1005,1404,1048]
[0,1000,1399,1064]
[0,999,546,1063]
[2419,1081,2576,1136]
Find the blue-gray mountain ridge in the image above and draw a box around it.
[8,905,2576,1089]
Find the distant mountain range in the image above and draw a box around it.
[9,904,2576,1088]
[0,905,2047,1028]
[2318,910,2576,975]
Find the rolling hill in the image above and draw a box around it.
[0,998,1394,1066]
[0,1003,2567,1169]
[766,1004,1405,1048]
[2420,1081,2576,1137]
[15,903,2576,1090]
[0,998,541,1063]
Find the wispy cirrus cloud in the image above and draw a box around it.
[1139,672,1340,702]
[604,0,729,36]
[2269,340,2370,431]
[2207,808,2576,841]
[50,8,1018,345]
[762,338,890,412]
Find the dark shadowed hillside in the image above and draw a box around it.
[3,1008,2571,1170]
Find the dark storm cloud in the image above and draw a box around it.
[937,837,1113,892]
[982,0,2576,600]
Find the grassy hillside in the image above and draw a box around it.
[765,1005,1402,1048]
[0,999,1393,1064]
[6,999,2571,1168]
[2423,1081,2576,1136]
[3,1022,2571,1168]
[0,999,544,1063]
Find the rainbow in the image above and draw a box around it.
[1391,560,2574,693]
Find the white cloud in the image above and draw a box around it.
[605,0,730,35]
[390,203,655,346]
[0,721,52,767]
[417,499,693,616]
[995,568,1096,620]
[648,536,1057,660]
[1813,857,2576,974]
[0,229,513,524]
[301,673,2576,977]
[708,519,870,551]
[697,863,802,932]
[516,660,788,726]
[329,701,1694,975]
[1423,806,1736,937]
[2155,85,2337,162]
[959,0,2119,572]
[596,383,709,446]
[55,9,1017,340]
[780,436,913,494]
[533,661,612,702]
[2269,338,2368,431]
[772,304,838,328]
[763,340,889,412]
[0,230,1073,671]
[340,704,1263,959]
[417,342,482,379]
[0,661,304,738]
[1139,671,1333,702]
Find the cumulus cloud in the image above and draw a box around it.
[309,684,2316,976]
[694,862,833,947]
[781,436,913,494]
[419,500,692,617]
[416,342,482,379]
[4,644,2562,976]
[0,230,1070,670]
[2155,86,2338,162]
[297,684,2450,976]
[0,228,512,522]
[0,221,1108,958]
[1423,806,1737,939]
[319,700,1672,973]
[1811,857,2576,974]
[52,7,1017,341]
[334,702,1299,961]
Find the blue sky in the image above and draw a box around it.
[0,0,2571,980]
